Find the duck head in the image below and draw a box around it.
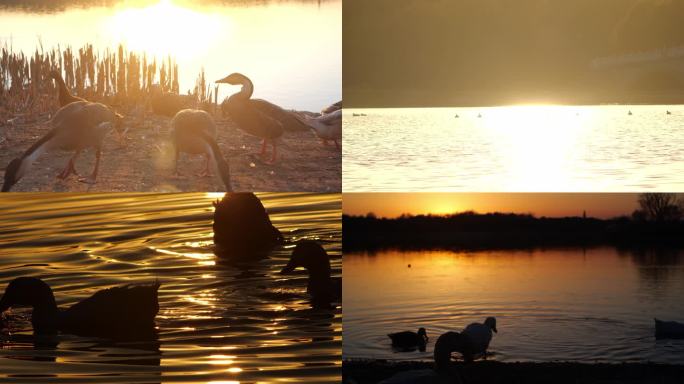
[215,73,253,100]
[280,241,331,276]
[2,158,24,192]
[0,277,59,334]
[418,327,429,342]
[484,317,497,333]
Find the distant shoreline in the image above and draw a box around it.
[343,359,684,384]
[343,214,684,252]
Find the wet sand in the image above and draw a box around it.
[343,359,684,384]
[0,113,340,192]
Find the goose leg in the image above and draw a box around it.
[57,150,81,179]
[259,139,267,157]
[197,153,214,177]
[78,146,100,184]
[334,140,340,150]
[263,140,277,164]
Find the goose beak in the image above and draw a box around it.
[279,261,296,274]
[492,326,498,333]
[215,76,230,84]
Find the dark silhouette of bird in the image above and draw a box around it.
[280,241,341,307]
[388,327,429,351]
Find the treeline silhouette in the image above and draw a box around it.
[344,0,684,107]
[343,211,684,252]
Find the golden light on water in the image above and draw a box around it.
[105,0,224,59]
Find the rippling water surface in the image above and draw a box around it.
[0,192,341,383]
[343,248,684,364]
[343,105,684,191]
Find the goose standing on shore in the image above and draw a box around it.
[216,73,308,164]
[212,192,283,258]
[170,109,232,191]
[280,241,341,307]
[2,101,124,191]
[295,109,342,149]
[0,277,159,339]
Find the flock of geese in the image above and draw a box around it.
[1,71,342,192]
[0,192,341,340]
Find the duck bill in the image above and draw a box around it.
[215,76,232,84]
[493,326,498,333]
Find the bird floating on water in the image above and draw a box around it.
[655,318,684,339]
[170,109,232,191]
[0,276,159,340]
[216,73,308,164]
[212,193,283,259]
[2,101,124,191]
[388,327,429,351]
[280,240,341,307]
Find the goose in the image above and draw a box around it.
[655,318,684,339]
[0,277,159,339]
[321,101,342,115]
[149,86,195,117]
[216,73,308,164]
[628,110,633,116]
[666,110,672,115]
[459,317,497,362]
[170,109,232,191]
[294,109,342,148]
[388,327,428,351]
[48,69,86,107]
[2,101,124,191]
[280,241,341,307]
[212,192,283,258]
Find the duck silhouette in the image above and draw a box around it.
[0,277,159,340]
[212,193,283,259]
[655,318,684,339]
[388,327,428,351]
[280,241,341,307]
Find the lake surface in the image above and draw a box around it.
[343,248,684,364]
[0,0,341,111]
[0,192,341,383]
[343,105,684,191]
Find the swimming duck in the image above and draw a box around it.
[216,73,308,164]
[655,318,684,339]
[170,109,232,191]
[212,193,283,258]
[628,110,633,116]
[49,69,86,107]
[280,241,341,307]
[294,109,342,149]
[2,101,124,191]
[321,101,342,115]
[0,277,159,338]
[388,327,429,351]
[666,110,672,115]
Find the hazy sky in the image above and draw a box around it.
[343,193,640,219]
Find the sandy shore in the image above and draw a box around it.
[0,113,340,192]
[343,359,684,384]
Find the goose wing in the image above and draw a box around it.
[250,99,311,132]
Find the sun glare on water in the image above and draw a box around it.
[105,0,224,59]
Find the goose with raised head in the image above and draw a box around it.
[388,327,429,351]
[170,109,232,191]
[655,318,684,339]
[216,73,308,164]
[49,69,86,107]
[0,277,159,339]
[2,101,124,191]
[294,109,342,149]
[280,241,341,307]
[212,192,283,258]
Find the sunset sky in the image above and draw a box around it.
[343,193,640,219]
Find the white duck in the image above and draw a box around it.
[294,109,342,149]
[459,317,497,362]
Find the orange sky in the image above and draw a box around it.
[343,193,640,219]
